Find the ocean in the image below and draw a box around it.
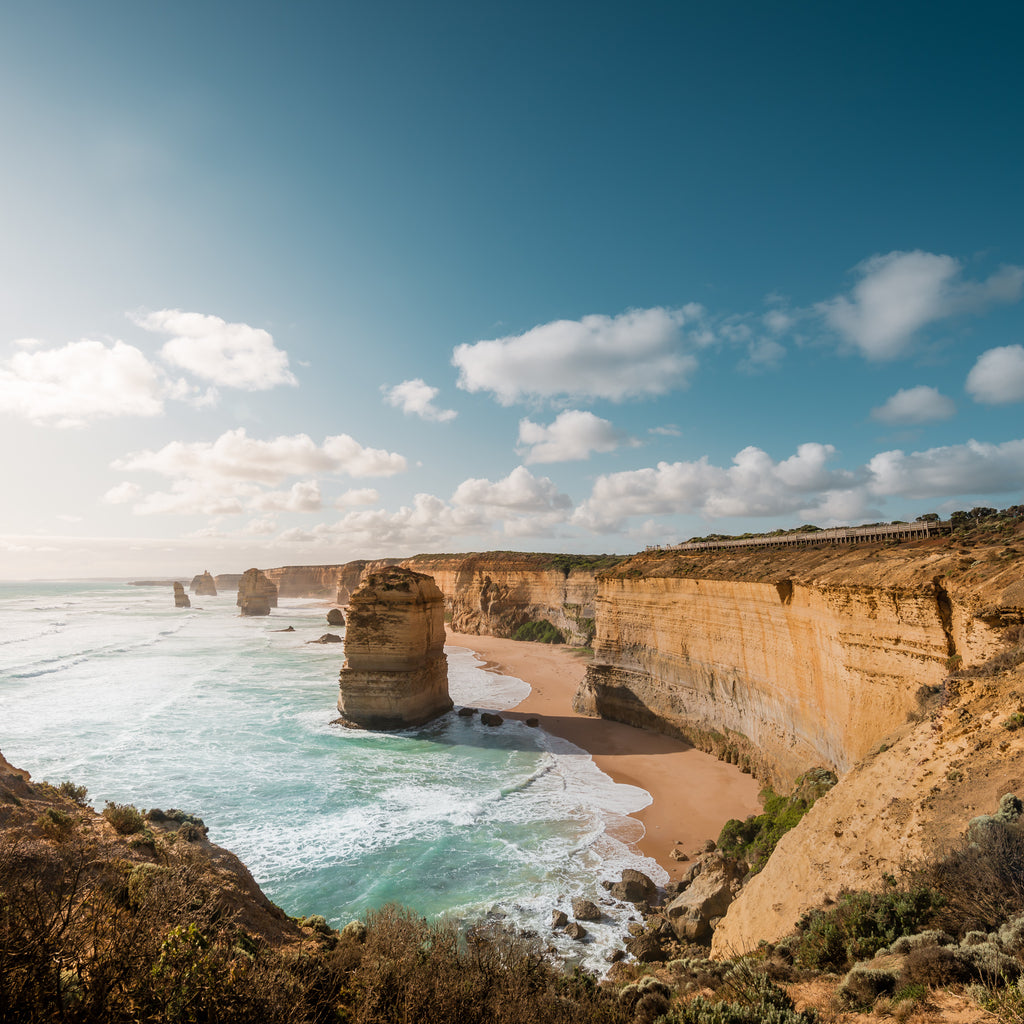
[0,580,663,972]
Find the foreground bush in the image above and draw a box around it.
[513,620,566,644]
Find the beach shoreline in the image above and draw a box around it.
[446,631,762,880]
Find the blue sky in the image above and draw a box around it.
[1,1,1023,577]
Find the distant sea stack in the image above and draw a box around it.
[190,571,217,596]
[173,582,191,608]
[236,569,278,617]
[337,567,451,730]
[215,573,243,591]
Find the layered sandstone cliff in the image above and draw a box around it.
[191,570,217,596]
[236,568,279,616]
[574,538,1013,790]
[215,573,243,591]
[399,553,620,645]
[337,567,451,730]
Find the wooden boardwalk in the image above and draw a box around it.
[648,520,952,554]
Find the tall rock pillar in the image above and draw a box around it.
[337,567,451,730]
[236,568,278,616]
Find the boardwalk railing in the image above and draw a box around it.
[647,520,952,554]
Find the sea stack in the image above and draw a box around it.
[191,570,217,596]
[337,567,451,730]
[173,582,191,608]
[236,568,278,616]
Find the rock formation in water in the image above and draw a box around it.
[173,582,191,608]
[236,568,278,616]
[327,608,345,626]
[191,570,217,596]
[337,567,451,730]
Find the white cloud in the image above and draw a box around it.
[649,424,681,437]
[818,251,1024,359]
[133,309,297,390]
[113,428,406,484]
[129,480,248,516]
[244,516,278,535]
[335,488,380,508]
[0,339,165,427]
[452,305,706,404]
[966,345,1024,404]
[866,439,1024,498]
[739,337,786,373]
[517,410,629,464]
[103,481,143,504]
[871,385,956,424]
[574,443,855,531]
[382,379,457,422]
[249,480,322,513]
[451,465,573,514]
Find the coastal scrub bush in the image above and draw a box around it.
[658,971,817,1024]
[102,800,145,835]
[36,806,75,840]
[57,779,89,804]
[792,888,942,972]
[717,771,835,874]
[513,620,565,644]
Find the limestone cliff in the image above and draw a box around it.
[399,553,621,645]
[574,536,1016,790]
[190,570,217,596]
[236,568,278,616]
[215,573,243,591]
[173,582,191,608]
[337,567,451,729]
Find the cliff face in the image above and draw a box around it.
[400,553,616,645]
[264,564,349,600]
[575,540,1011,790]
[337,567,452,729]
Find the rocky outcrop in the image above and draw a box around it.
[173,582,190,608]
[573,542,1010,790]
[663,853,745,944]
[191,571,217,596]
[398,553,620,646]
[236,568,278,616]
[327,608,345,626]
[337,567,452,730]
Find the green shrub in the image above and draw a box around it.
[36,807,75,839]
[57,780,89,805]
[102,801,145,835]
[793,888,943,972]
[837,964,898,1007]
[717,772,835,874]
[659,971,817,1023]
[512,620,565,644]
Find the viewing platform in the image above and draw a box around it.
[648,519,953,554]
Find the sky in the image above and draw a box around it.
[1,1,1023,578]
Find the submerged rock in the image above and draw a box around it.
[308,633,342,644]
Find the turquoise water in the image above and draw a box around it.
[0,580,661,971]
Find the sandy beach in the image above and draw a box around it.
[447,632,762,880]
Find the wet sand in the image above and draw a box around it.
[447,632,762,880]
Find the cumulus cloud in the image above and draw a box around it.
[335,488,380,508]
[818,251,1024,359]
[382,378,457,422]
[574,443,856,531]
[133,309,297,390]
[0,339,165,427]
[451,465,573,514]
[103,481,143,505]
[966,345,1024,404]
[871,385,956,424]
[517,410,630,464]
[866,439,1024,498]
[452,305,707,404]
[113,428,406,484]
[249,480,323,513]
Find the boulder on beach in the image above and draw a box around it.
[480,712,504,727]
[571,897,603,922]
